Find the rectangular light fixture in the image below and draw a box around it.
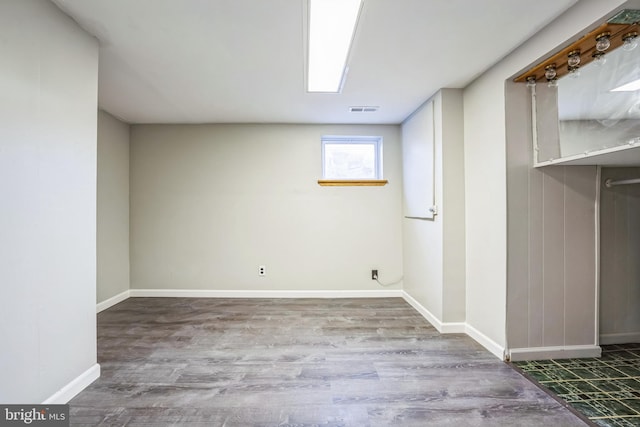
[611,78,640,92]
[307,0,362,93]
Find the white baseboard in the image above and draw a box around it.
[402,291,504,359]
[508,345,601,362]
[129,289,403,299]
[401,291,442,330]
[42,363,100,404]
[600,332,640,345]
[464,323,505,360]
[96,290,130,313]
[401,291,466,334]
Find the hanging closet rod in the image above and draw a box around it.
[605,178,640,188]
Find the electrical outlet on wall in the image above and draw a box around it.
[371,269,378,280]
[258,265,266,276]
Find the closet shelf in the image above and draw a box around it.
[535,144,640,167]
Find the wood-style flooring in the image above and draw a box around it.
[69,297,588,426]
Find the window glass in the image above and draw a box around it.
[322,137,382,179]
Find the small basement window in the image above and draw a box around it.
[318,136,388,186]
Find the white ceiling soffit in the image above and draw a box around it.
[52,0,578,125]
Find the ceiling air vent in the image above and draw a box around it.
[349,106,379,113]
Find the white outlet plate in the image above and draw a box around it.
[258,265,266,276]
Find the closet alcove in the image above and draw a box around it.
[506,9,640,361]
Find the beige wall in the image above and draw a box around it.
[130,124,403,292]
[97,110,130,303]
[0,0,98,403]
[402,89,465,326]
[600,167,640,344]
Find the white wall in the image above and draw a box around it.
[463,0,630,355]
[403,99,443,319]
[0,0,99,403]
[97,110,130,304]
[130,124,403,292]
[464,70,509,352]
[441,90,466,323]
[402,89,465,326]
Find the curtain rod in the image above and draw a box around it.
[605,178,640,188]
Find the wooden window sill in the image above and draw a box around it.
[317,180,388,187]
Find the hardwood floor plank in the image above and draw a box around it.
[69,297,587,426]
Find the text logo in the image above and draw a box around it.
[0,405,68,427]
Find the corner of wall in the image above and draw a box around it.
[97,111,131,306]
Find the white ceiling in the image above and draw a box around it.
[52,0,578,125]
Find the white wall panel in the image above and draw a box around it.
[402,89,465,326]
[0,0,98,402]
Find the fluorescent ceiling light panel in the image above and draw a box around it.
[611,78,640,92]
[308,0,362,92]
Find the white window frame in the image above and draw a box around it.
[320,135,383,181]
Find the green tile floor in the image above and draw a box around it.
[514,344,640,427]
